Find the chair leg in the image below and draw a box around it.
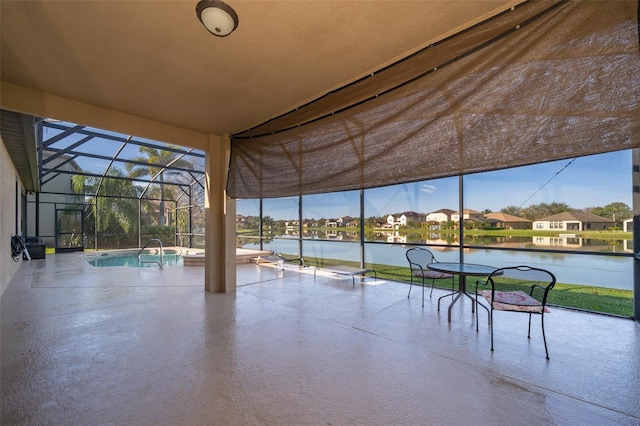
[527,313,549,359]
[422,278,425,307]
[475,296,479,331]
[429,278,455,299]
[490,309,494,352]
[451,277,455,300]
[475,297,491,330]
[541,313,549,359]
[408,276,413,298]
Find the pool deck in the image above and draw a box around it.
[2,249,639,425]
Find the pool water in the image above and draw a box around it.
[86,251,183,268]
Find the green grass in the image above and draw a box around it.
[546,284,633,317]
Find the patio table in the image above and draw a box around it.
[427,262,498,322]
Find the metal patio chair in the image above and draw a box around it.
[406,247,455,307]
[475,265,556,359]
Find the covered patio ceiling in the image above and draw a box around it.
[1,0,521,137]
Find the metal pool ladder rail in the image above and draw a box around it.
[138,239,163,269]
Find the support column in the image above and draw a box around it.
[204,133,236,293]
[633,149,640,321]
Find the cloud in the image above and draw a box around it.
[421,184,436,194]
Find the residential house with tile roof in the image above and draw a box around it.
[399,211,425,223]
[451,209,484,223]
[325,218,343,228]
[533,211,614,231]
[484,212,532,230]
[425,208,456,223]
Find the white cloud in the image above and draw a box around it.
[421,184,436,194]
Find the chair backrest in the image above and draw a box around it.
[487,265,556,303]
[406,247,437,270]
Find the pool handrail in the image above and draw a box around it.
[138,239,163,269]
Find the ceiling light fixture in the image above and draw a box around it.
[196,0,239,37]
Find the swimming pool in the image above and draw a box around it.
[85,250,183,268]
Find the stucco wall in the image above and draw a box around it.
[0,136,23,297]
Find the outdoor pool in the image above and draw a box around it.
[85,250,184,268]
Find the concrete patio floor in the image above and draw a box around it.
[1,251,639,425]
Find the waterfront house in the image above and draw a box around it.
[285,220,299,229]
[426,208,456,223]
[400,211,425,223]
[386,214,407,229]
[533,211,615,231]
[451,209,485,223]
[484,212,532,230]
[345,219,359,228]
[325,218,343,228]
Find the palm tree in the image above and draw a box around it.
[72,168,141,248]
[125,146,194,226]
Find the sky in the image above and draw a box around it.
[238,150,632,220]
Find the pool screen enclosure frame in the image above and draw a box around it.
[29,120,206,252]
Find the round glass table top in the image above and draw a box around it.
[427,262,498,276]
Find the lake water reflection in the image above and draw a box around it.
[241,231,633,291]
